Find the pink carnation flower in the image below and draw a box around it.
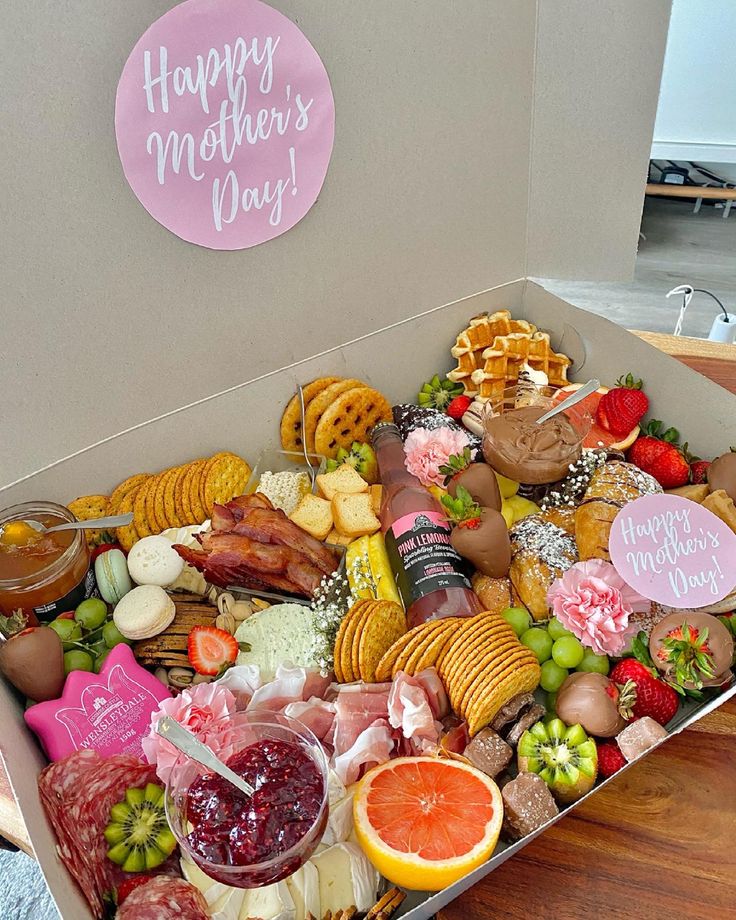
[403,426,471,488]
[547,559,648,657]
[142,681,236,784]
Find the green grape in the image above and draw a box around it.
[500,606,531,638]
[74,598,108,631]
[576,649,610,675]
[103,621,131,649]
[63,650,94,675]
[540,659,569,693]
[547,617,574,641]
[520,627,553,663]
[551,636,585,669]
[94,649,112,673]
[49,618,83,650]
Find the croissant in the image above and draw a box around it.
[509,513,578,620]
[575,461,661,561]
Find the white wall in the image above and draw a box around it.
[652,0,736,163]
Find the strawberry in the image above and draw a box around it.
[689,459,710,484]
[609,655,679,726]
[626,420,690,489]
[117,875,154,905]
[187,625,239,676]
[446,395,473,420]
[595,373,649,436]
[597,742,626,778]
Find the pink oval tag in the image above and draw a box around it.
[609,493,736,607]
[115,0,335,249]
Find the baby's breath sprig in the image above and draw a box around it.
[310,565,365,674]
[540,448,608,510]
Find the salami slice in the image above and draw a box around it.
[38,750,160,918]
[116,876,208,919]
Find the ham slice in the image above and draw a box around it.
[388,672,443,747]
[284,698,336,741]
[333,719,395,785]
[247,665,332,714]
[332,683,392,756]
[411,667,450,720]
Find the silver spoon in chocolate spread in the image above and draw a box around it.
[534,378,600,425]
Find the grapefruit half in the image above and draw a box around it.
[552,384,640,451]
[353,757,503,891]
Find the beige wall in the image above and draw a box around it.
[528,0,672,279]
[0,1,671,486]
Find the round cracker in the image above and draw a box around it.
[116,486,143,552]
[359,601,407,682]
[341,600,374,682]
[303,379,364,454]
[405,618,464,676]
[463,649,540,719]
[145,472,166,534]
[424,620,466,673]
[466,658,541,736]
[133,478,154,538]
[280,377,342,453]
[374,628,421,682]
[392,619,449,677]
[314,386,392,460]
[110,473,150,510]
[155,467,180,529]
[189,459,210,523]
[351,600,380,681]
[180,460,205,523]
[452,640,527,716]
[440,617,516,686]
[202,452,252,517]
[164,465,187,528]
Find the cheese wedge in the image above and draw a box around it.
[235,603,321,679]
[311,842,380,915]
[239,881,296,920]
[323,792,355,846]
[285,862,320,920]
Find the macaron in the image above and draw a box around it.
[94,549,133,605]
[113,585,176,640]
[127,535,185,587]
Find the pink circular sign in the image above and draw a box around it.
[609,493,736,607]
[115,0,335,249]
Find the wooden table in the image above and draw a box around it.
[1,332,735,916]
[439,331,736,920]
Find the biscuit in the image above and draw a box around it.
[280,376,342,453]
[314,387,392,459]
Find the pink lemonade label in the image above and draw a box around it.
[390,511,451,540]
[25,644,171,762]
[115,0,335,249]
[609,494,736,607]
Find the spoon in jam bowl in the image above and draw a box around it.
[534,378,600,425]
[156,716,255,797]
[28,512,134,534]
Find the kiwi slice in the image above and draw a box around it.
[517,718,598,804]
[324,440,378,484]
[104,782,177,872]
[417,374,464,410]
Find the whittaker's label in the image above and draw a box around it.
[386,510,471,605]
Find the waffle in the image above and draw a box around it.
[448,310,536,395]
[469,330,572,403]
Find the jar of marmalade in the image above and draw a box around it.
[0,501,92,623]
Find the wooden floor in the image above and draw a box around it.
[539,198,736,338]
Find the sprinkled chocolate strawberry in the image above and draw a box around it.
[596,374,649,436]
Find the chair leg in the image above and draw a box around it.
[693,197,703,214]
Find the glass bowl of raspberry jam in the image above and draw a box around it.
[164,711,329,888]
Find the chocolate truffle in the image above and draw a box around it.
[502,772,558,840]
[463,728,513,778]
[708,451,736,503]
[617,717,668,762]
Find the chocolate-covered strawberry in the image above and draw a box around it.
[442,486,510,578]
[648,612,734,692]
[0,611,65,702]
[708,448,736,501]
[439,448,502,511]
[555,672,629,738]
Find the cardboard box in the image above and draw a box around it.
[1,1,705,916]
[2,279,736,919]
